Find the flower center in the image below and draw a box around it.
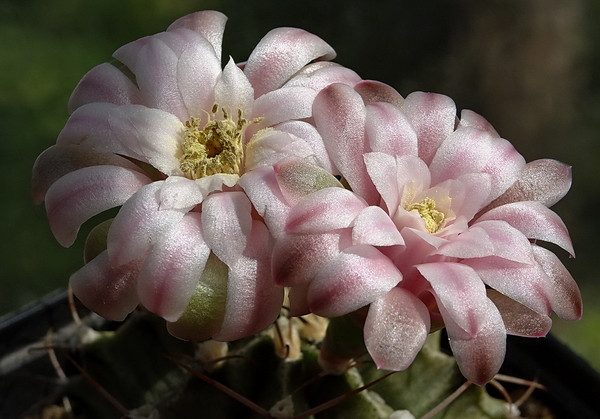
[407,197,445,233]
[179,105,257,180]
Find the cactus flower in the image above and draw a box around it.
[271,84,582,384]
[31,11,361,341]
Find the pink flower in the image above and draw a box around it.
[270,84,582,384]
[31,11,361,341]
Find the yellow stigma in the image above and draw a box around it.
[179,105,260,180]
[407,197,445,233]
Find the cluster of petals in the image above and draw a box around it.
[32,9,583,386]
[31,11,362,341]
[261,83,583,384]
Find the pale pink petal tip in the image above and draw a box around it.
[485,159,572,211]
[245,27,336,97]
[45,166,151,247]
[365,288,430,371]
[70,251,140,321]
[532,245,582,321]
[313,83,378,204]
[308,245,402,317]
[446,299,507,385]
[286,187,367,234]
[487,289,552,337]
[354,80,404,107]
[167,10,227,60]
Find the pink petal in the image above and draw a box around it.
[154,26,211,57]
[57,103,183,175]
[272,229,352,287]
[214,220,284,341]
[457,109,499,137]
[429,125,525,204]
[215,58,254,120]
[274,120,337,173]
[244,27,336,97]
[68,63,142,112]
[477,201,574,256]
[45,166,152,247]
[443,173,492,222]
[251,86,317,127]
[137,212,210,322]
[366,102,419,157]
[469,220,536,264]
[363,152,402,215]
[482,159,572,212]
[286,187,367,234]
[113,36,151,73]
[107,181,189,266]
[70,250,140,321]
[158,176,205,210]
[107,106,182,175]
[32,144,144,205]
[479,137,527,204]
[352,206,405,247]
[393,155,432,198]
[391,229,443,278]
[419,261,507,384]
[444,297,506,385]
[313,83,378,204]
[416,262,489,336]
[239,166,292,238]
[531,244,582,321]
[353,80,404,107]
[463,257,553,316]
[308,245,403,317]
[428,126,494,183]
[134,30,221,120]
[132,34,186,120]
[57,103,131,156]
[401,92,456,165]
[434,226,494,259]
[486,289,551,337]
[364,287,430,371]
[167,10,227,61]
[391,228,448,275]
[245,129,313,169]
[284,61,362,91]
[201,190,253,267]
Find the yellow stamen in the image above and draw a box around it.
[179,106,261,180]
[407,197,445,233]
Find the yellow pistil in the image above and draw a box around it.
[179,105,260,180]
[407,197,445,233]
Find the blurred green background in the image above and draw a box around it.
[1,0,598,370]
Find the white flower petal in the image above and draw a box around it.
[167,11,228,61]
[201,190,253,266]
[68,63,142,112]
[107,181,188,266]
[214,220,284,341]
[46,166,151,247]
[138,212,210,322]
